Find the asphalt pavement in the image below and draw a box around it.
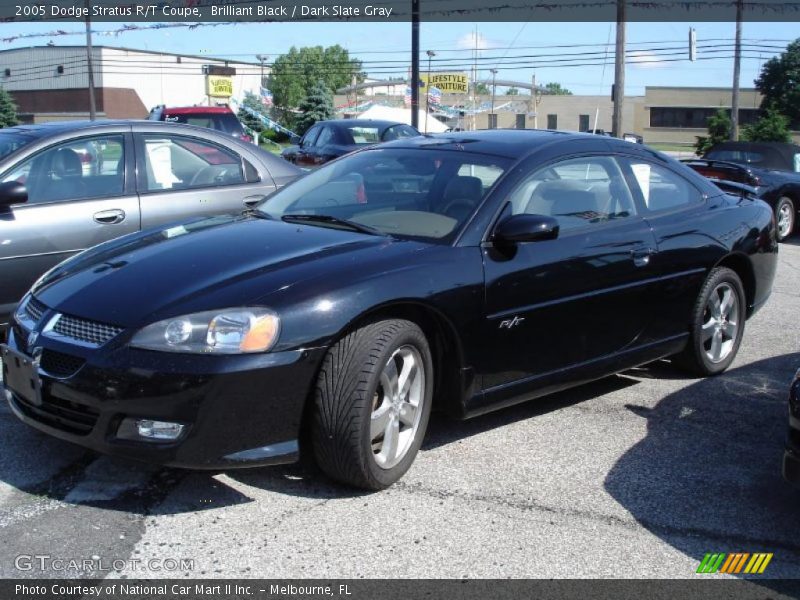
[1,241,799,582]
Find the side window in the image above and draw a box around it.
[315,127,335,147]
[243,159,260,183]
[626,160,703,212]
[2,135,125,205]
[794,153,799,173]
[508,156,637,232]
[140,135,244,192]
[302,126,321,147]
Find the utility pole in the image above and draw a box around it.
[731,0,743,141]
[410,0,420,129]
[425,50,435,133]
[532,73,537,129]
[611,0,625,137]
[85,0,96,120]
[490,68,498,128]
[255,54,268,88]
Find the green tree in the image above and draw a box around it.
[294,80,334,135]
[695,108,731,155]
[741,106,792,142]
[236,91,288,143]
[754,38,800,126]
[268,45,361,113]
[0,87,19,128]
[474,82,490,95]
[544,82,573,95]
[505,87,519,95]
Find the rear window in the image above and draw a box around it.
[346,126,382,145]
[163,112,244,136]
[706,148,786,170]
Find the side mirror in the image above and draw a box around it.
[0,181,27,207]
[290,135,302,146]
[493,214,559,244]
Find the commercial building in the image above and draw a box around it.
[0,46,264,122]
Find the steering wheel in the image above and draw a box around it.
[440,198,477,221]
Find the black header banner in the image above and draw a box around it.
[2,0,800,22]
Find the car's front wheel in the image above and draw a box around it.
[312,319,433,490]
[776,196,795,241]
[674,267,746,376]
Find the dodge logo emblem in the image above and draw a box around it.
[27,331,39,347]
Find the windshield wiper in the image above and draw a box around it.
[242,208,276,219]
[281,214,387,236]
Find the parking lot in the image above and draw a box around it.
[0,241,798,581]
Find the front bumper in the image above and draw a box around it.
[782,374,800,487]
[2,324,326,470]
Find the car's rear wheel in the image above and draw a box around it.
[776,196,795,241]
[674,267,746,376]
[312,319,433,490]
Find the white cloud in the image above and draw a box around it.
[456,32,495,51]
[628,50,668,69]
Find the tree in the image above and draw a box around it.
[474,82,490,95]
[505,87,519,95]
[754,38,800,126]
[294,80,334,135]
[695,108,731,155]
[0,87,19,128]
[544,82,572,95]
[236,91,288,143]
[741,106,792,143]
[268,45,361,113]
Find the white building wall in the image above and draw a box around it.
[0,46,100,91]
[100,48,263,111]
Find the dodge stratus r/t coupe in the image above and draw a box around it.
[2,130,778,489]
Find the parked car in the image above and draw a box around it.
[784,367,800,487]
[684,141,800,241]
[0,120,302,331]
[1,130,777,490]
[281,119,420,167]
[148,105,253,143]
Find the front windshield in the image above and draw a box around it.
[0,131,37,161]
[258,148,508,242]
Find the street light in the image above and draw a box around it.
[255,54,268,88]
[425,50,436,133]
[489,68,498,129]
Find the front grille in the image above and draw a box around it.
[40,349,85,378]
[25,297,46,323]
[52,314,124,346]
[11,392,99,436]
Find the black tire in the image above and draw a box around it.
[311,319,433,490]
[776,196,795,242]
[674,267,746,376]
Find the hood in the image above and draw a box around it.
[32,215,411,328]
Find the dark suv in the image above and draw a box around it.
[148,105,252,143]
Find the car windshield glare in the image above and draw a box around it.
[258,148,508,242]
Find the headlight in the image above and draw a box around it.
[129,308,280,354]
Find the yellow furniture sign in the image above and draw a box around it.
[206,75,233,98]
[421,73,469,94]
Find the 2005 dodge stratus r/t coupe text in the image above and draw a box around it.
[2,130,778,490]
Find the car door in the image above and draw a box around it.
[134,132,273,229]
[480,154,659,399]
[0,132,138,321]
[294,126,322,167]
[619,157,712,343]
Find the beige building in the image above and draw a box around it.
[340,85,799,145]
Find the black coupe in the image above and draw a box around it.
[685,141,800,241]
[2,130,778,490]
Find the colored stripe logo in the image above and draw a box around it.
[697,553,773,574]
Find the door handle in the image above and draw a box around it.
[242,195,266,207]
[93,209,126,225]
[631,247,656,267]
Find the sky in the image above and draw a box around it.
[1,20,797,95]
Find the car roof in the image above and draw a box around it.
[159,106,235,115]
[379,128,635,159]
[319,119,416,130]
